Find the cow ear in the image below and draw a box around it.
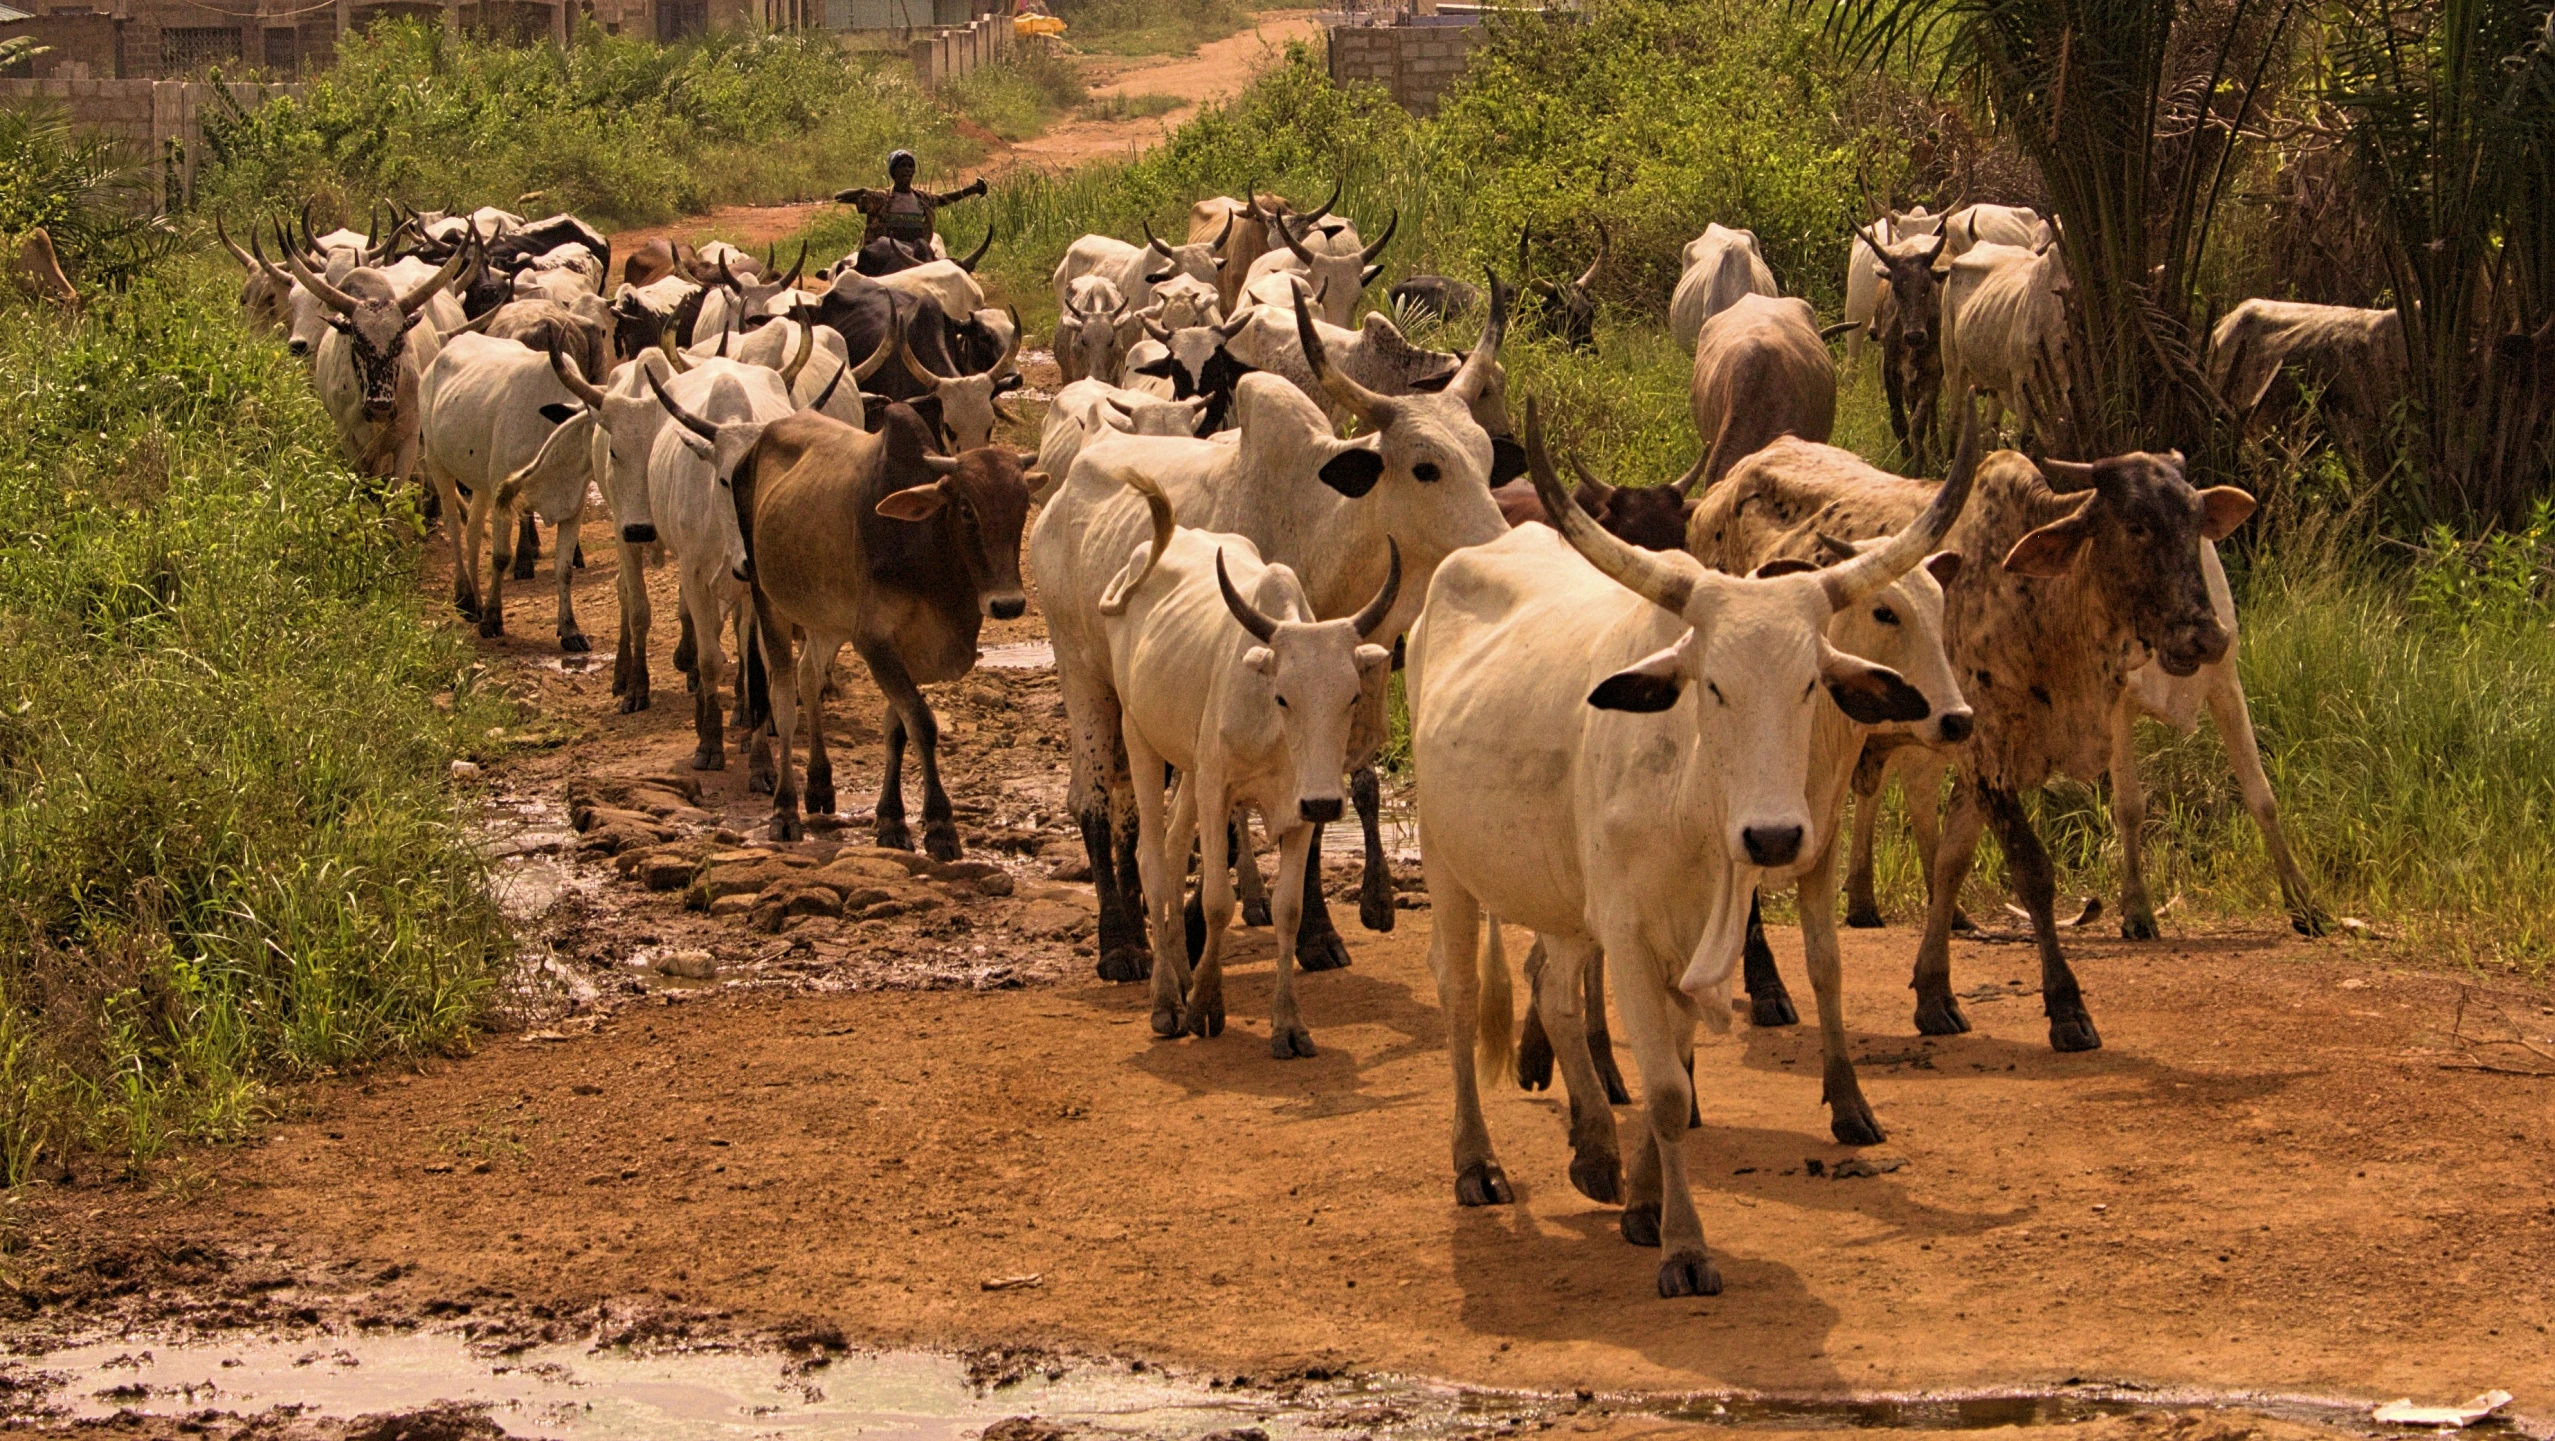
[2002,513,2094,577]
[1751,558,1819,578]
[1489,436,1529,487]
[1819,641,1930,724]
[2197,486,2256,541]
[1588,636,1691,712]
[1354,643,1393,675]
[1318,444,1385,498]
[1243,645,1276,675]
[875,481,949,521]
[1924,550,1963,588]
[538,402,579,425]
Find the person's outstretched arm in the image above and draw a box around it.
[927,178,990,205]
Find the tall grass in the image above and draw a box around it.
[938,47,1088,142]
[0,262,514,1184]
[198,22,974,230]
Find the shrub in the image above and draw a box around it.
[0,101,177,288]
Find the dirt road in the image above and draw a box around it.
[999,12,1323,172]
[9,520,2551,1426]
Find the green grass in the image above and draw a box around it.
[1050,0,1267,57]
[940,47,1089,142]
[0,260,517,1184]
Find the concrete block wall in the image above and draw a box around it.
[907,6,1006,93]
[0,77,299,205]
[1325,20,1490,116]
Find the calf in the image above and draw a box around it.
[1691,293,1839,483]
[1854,219,1953,464]
[739,405,1037,853]
[1701,437,2255,1048]
[1083,474,1396,1050]
[1406,403,1964,1296]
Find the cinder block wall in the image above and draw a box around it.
[1324,21,1489,117]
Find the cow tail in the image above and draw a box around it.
[1476,915,1517,1087]
[1700,411,1744,488]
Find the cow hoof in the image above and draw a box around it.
[559,632,591,654]
[1830,1105,1887,1147]
[1183,998,1225,1039]
[1588,1033,1631,1106]
[1359,885,1395,933]
[875,820,911,851]
[748,770,775,797]
[1657,1251,1722,1298]
[1748,991,1799,1028]
[806,785,836,815]
[689,748,724,772]
[923,826,962,863]
[2292,907,2330,937]
[1914,997,1971,1036]
[1269,1025,1316,1059]
[619,692,650,715]
[2048,1009,2102,1053]
[1241,897,1272,928]
[1516,1012,1554,1092]
[771,812,804,844]
[2120,912,2159,941]
[1454,1159,1512,1207]
[1845,903,1885,929]
[1097,947,1153,983]
[1950,908,1979,933]
[1568,1149,1623,1205]
[454,596,479,623]
[1296,927,1352,972]
[510,558,536,582]
[1620,1202,1662,1248]
[1151,1006,1183,1039]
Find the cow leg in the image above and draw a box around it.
[1352,765,1394,932]
[551,511,588,653]
[1583,958,1631,1105]
[611,540,649,709]
[751,612,805,842]
[511,510,540,581]
[799,643,841,817]
[1844,743,1889,927]
[1901,748,1976,931]
[1182,811,1263,962]
[1910,777,1986,1035]
[1125,734,1188,1037]
[674,609,698,690]
[1266,819,1322,1058]
[2109,700,2160,940]
[1977,784,2101,1052]
[1515,936,1553,1091]
[1234,810,1272,926]
[476,484,509,639]
[2207,668,2328,936]
[1608,955,1718,1296]
[859,638,960,862]
[681,576,727,771]
[741,623,775,796]
[1421,881,1509,1205]
[433,464,482,625]
[1532,934,1621,1203]
[1799,840,1882,1144]
[1741,890,1797,1026]
[1292,828,1352,971]
[1882,349,1912,455]
[876,710,910,850]
[1061,671,1149,980]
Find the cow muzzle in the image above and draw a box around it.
[2157,619,2231,677]
[984,593,1027,621]
[1298,796,1344,825]
[288,338,312,357]
[1933,707,1974,745]
[1741,823,1804,868]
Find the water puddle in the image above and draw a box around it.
[978,641,1056,670]
[2,1330,2471,1441]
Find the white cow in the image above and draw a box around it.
[1405,402,1970,1298]
[1056,275,1131,385]
[1037,379,1209,498]
[875,259,987,324]
[282,245,469,488]
[1052,217,1227,323]
[1941,203,2049,255]
[1668,223,1779,351]
[1240,200,1391,327]
[1077,473,1397,1048]
[1939,238,2072,441]
[417,331,603,650]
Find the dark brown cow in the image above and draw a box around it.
[1690,293,1840,484]
[1856,221,1953,465]
[620,238,689,289]
[1491,458,1692,553]
[735,404,1039,849]
[1689,436,2254,1050]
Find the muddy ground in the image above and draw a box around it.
[6,491,2553,1436]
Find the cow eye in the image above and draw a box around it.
[1706,681,1727,707]
[1275,695,1289,708]
[1413,462,1442,483]
[1873,605,1900,626]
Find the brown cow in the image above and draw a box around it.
[1685,433,2254,1050]
[1690,292,1839,484]
[1855,221,1954,466]
[1190,188,1297,314]
[10,227,78,310]
[735,403,1039,849]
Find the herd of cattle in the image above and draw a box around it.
[216,183,2389,1300]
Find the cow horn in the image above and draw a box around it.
[280,236,360,316]
[1349,537,1402,640]
[248,222,291,286]
[780,324,814,385]
[898,327,945,390]
[659,332,694,374]
[1667,447,1710,498]
[1211,206,1236,249]
[987,305,1023,378]
[450,301,501,335]
[717,252,743,290]
[1277,205,1318,265]
[2039,457,2099,492]
[807,354,850,414]
[1142,313,1174,343]
[1817,390,1981,611]
[1216,548,1280,643]
[1143,217,1175,258]
[647,368,721,444]
[1294,288,1389,426]
[216,214,254,271]
[957,225,992,273]
[363,203,381,257]
[781,241,808,290]
[1299,180,1340,227]
[851,327,896,382]
[1566,454,1616,509]
[713,327,730,359]
[1358,208,1398,264]
[1215,309,1252,339]
[1449,273,1509,403]
[297,198,320,259]
[1525,398,1702,617]
[548,342,608,408]
[1517,225,1532,276]
[1575,221,1608,290]
[399,225,471,315]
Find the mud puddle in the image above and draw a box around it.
[3,1329,2461,1440]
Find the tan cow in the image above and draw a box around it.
[1690,293,1839,484]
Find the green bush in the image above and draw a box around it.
[0,101,177,288]
[198,22,972,230]
[0,262,514,1183]
[1050,0,1260,57]
[938,47,1087,142]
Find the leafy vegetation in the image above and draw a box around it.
[1049,0,1266,57]
[938,46,1088,141]
[0,101,177,288]
[0,263,514,1184]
